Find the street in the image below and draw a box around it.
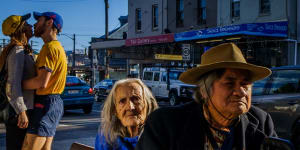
[0,101,170,150]
[0,102,102,150]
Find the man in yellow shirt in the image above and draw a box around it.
[22,11,67,150]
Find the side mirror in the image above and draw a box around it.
[261,137,295,150]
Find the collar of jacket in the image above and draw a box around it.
[178,102,266,150]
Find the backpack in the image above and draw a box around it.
[0,56,9,123]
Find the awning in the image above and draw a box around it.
[174,21,288,42]
[125,34,174,46]
[91,40,125,49]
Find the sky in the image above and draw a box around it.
[0,0,128,52]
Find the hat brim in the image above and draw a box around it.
[33,12,42,20]
[179,62,271,85]
[21,13,31,22]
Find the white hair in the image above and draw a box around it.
[99,78,158,146]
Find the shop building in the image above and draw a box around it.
[91,0,299,81]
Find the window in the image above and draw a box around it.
[66,77,80,84]
[162,72,167,82]
[252,70,300,95]
[269,70,300,94]
[197,0,206,25]
[169,71,183,80]
[176,0,184,27]
[154,72,160,81]
[96,79,113,87]
[143,72,153,81]
[136,8,142,32]
[152,4,158,30]
[66,76,85,86]
[260,0,270,14]
[231,0,240,19]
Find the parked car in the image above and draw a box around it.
[142,67,195,106]
[93,79,117,102]
[252,65,300,149]
[61,76,94,114]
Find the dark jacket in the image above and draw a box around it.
[136,101,277,150]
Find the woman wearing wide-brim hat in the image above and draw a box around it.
[0,14,36,150]
[136,43,277,150]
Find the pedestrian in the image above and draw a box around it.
[21,11,67,150]
[95,78,158,150]
[0,13,35,150]
[136,43,277,150]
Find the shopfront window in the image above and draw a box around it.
[260,0,270,14]
[152,4,158,30]
[197,0,206,25]
[176,0,184,27]
[231,0,240,19]
[239,41,288,68]
[136,8,142,32]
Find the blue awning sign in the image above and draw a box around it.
[174,21,288,42]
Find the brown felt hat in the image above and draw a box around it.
[179,43,271,85]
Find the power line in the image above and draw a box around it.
[20,0,88,2]
[60,33,103,37]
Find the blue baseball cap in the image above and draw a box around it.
[33,11,63,32]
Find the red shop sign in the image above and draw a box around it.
[125,34,174,46]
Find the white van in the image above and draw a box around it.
[142,67,195,106]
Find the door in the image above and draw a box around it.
[143,71,154,91]
[158,71,168,98]
[151,72,161,97]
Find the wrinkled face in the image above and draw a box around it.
[210,69,252,116]
[34,16,48,37]
[23,22,33,39]
[115,82,147,127]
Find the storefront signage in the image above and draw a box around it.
[125,34,174,46]
[154,54,182,60]
[174,21,288,42]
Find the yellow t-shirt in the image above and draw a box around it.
[35,40,67,95]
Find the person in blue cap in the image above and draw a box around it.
[21,11,67,150]
[1,13,35,150]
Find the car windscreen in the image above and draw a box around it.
[169,71,183,80]
[252,69,300,95]
[66,77,85,86]
[97,80,113,86]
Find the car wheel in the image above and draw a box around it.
[169,92,179,106]
[291,121,300,150]
[83,105,92,114]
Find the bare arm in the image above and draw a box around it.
[22,68,51,90]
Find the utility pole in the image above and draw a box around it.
[72,34,76,75]
[104,0,110,79]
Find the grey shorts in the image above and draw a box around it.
[27,95,64,137]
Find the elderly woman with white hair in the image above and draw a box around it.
[95,78,158,150]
